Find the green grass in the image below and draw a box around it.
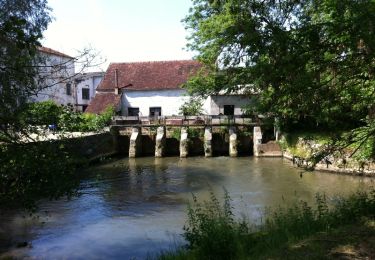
[157,189,375,260]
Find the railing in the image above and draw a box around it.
[112,115,260,127]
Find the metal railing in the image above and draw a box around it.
[112,115,260,127]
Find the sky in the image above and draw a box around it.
[42,0,195,71]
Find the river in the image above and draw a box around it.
[0,157,373,259]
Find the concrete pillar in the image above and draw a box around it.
[229,127,238,157]
[129,127,141,158]
[253,126,263,157]
[180,127,189,158]
[110,126,119,153]
[155,126,166,158]
[204,127,213,157]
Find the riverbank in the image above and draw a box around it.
[278,132,375,177]
[158,189,375,260]
[160,219,375,259]
[263,219,375,259]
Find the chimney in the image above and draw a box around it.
[114,68,119,95]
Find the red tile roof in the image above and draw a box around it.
[38,46,73,59]
[85,93,121,114]
[97,60,202,91]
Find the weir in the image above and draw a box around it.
[179,127,189,158]
[204,127,212,157]
[129,127,141,158]
[229,127,238,157]
[155,126,166,158]
[110,115,281,158]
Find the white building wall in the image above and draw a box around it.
[210,95,253,115]
[76,76,103,106]
[202,96,212,115]
[121,89,189,116]
[30,53,75,106]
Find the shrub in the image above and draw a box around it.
[22,100,62,125]
[161,189,375,259]
[183,190,248,260]
[179,97,203,116]
[20,102,114,132]
[0,142,83,210]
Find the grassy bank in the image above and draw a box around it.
[158,189,375,260]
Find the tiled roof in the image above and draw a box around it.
[85,93,121,114]
[38,46,73,59]
[97,60,202,91]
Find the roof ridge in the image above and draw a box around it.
[38,46,73,59]
[109,60,198,65]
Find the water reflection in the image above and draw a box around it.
[0,157,373,259]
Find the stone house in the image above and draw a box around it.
[74,72,104,111]
[29,46,76,106]
[86,60,253,116]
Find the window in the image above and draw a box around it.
[128,107,139,116]
[149,107,161,117]
[82,88,90,100]
[224,105,235,116]
[66,83,71,95]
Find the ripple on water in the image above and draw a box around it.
[0,157,373,259]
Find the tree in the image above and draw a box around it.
[0,0,51,142]
[183,0,375,158]
[179,96,204,115]
[0,0,103,144]
[0,0,103,209]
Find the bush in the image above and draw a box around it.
[21,101,114,132]
[160,189,375,259]
[22,100,62,125]
[0,142,83,210]
[181,190,249,260]
[58,105,84,131]
[179,97,203,116]
[79,106,114,132]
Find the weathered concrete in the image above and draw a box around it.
[204,127,213,157]
[129,127,141,158]
[110,126,119,153]
[253,126,263,157]
[257,141,283,157]
[155,126,166,157]
[229,127,238,157]
[180,127,189,158]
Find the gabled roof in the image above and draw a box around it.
[38,46,73,59]
[97,60,202,91]
[85,93,121,114]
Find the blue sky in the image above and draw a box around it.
[42,0,195,71]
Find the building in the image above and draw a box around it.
[86,60,201,115]
[29,46,75,106]
[86,60,253,116]
[74,72,104,111]
[203,89,255,116]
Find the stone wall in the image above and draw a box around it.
[56,132,117,162]
[281,135,375,177]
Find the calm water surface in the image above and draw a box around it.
[0,157,373,259]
